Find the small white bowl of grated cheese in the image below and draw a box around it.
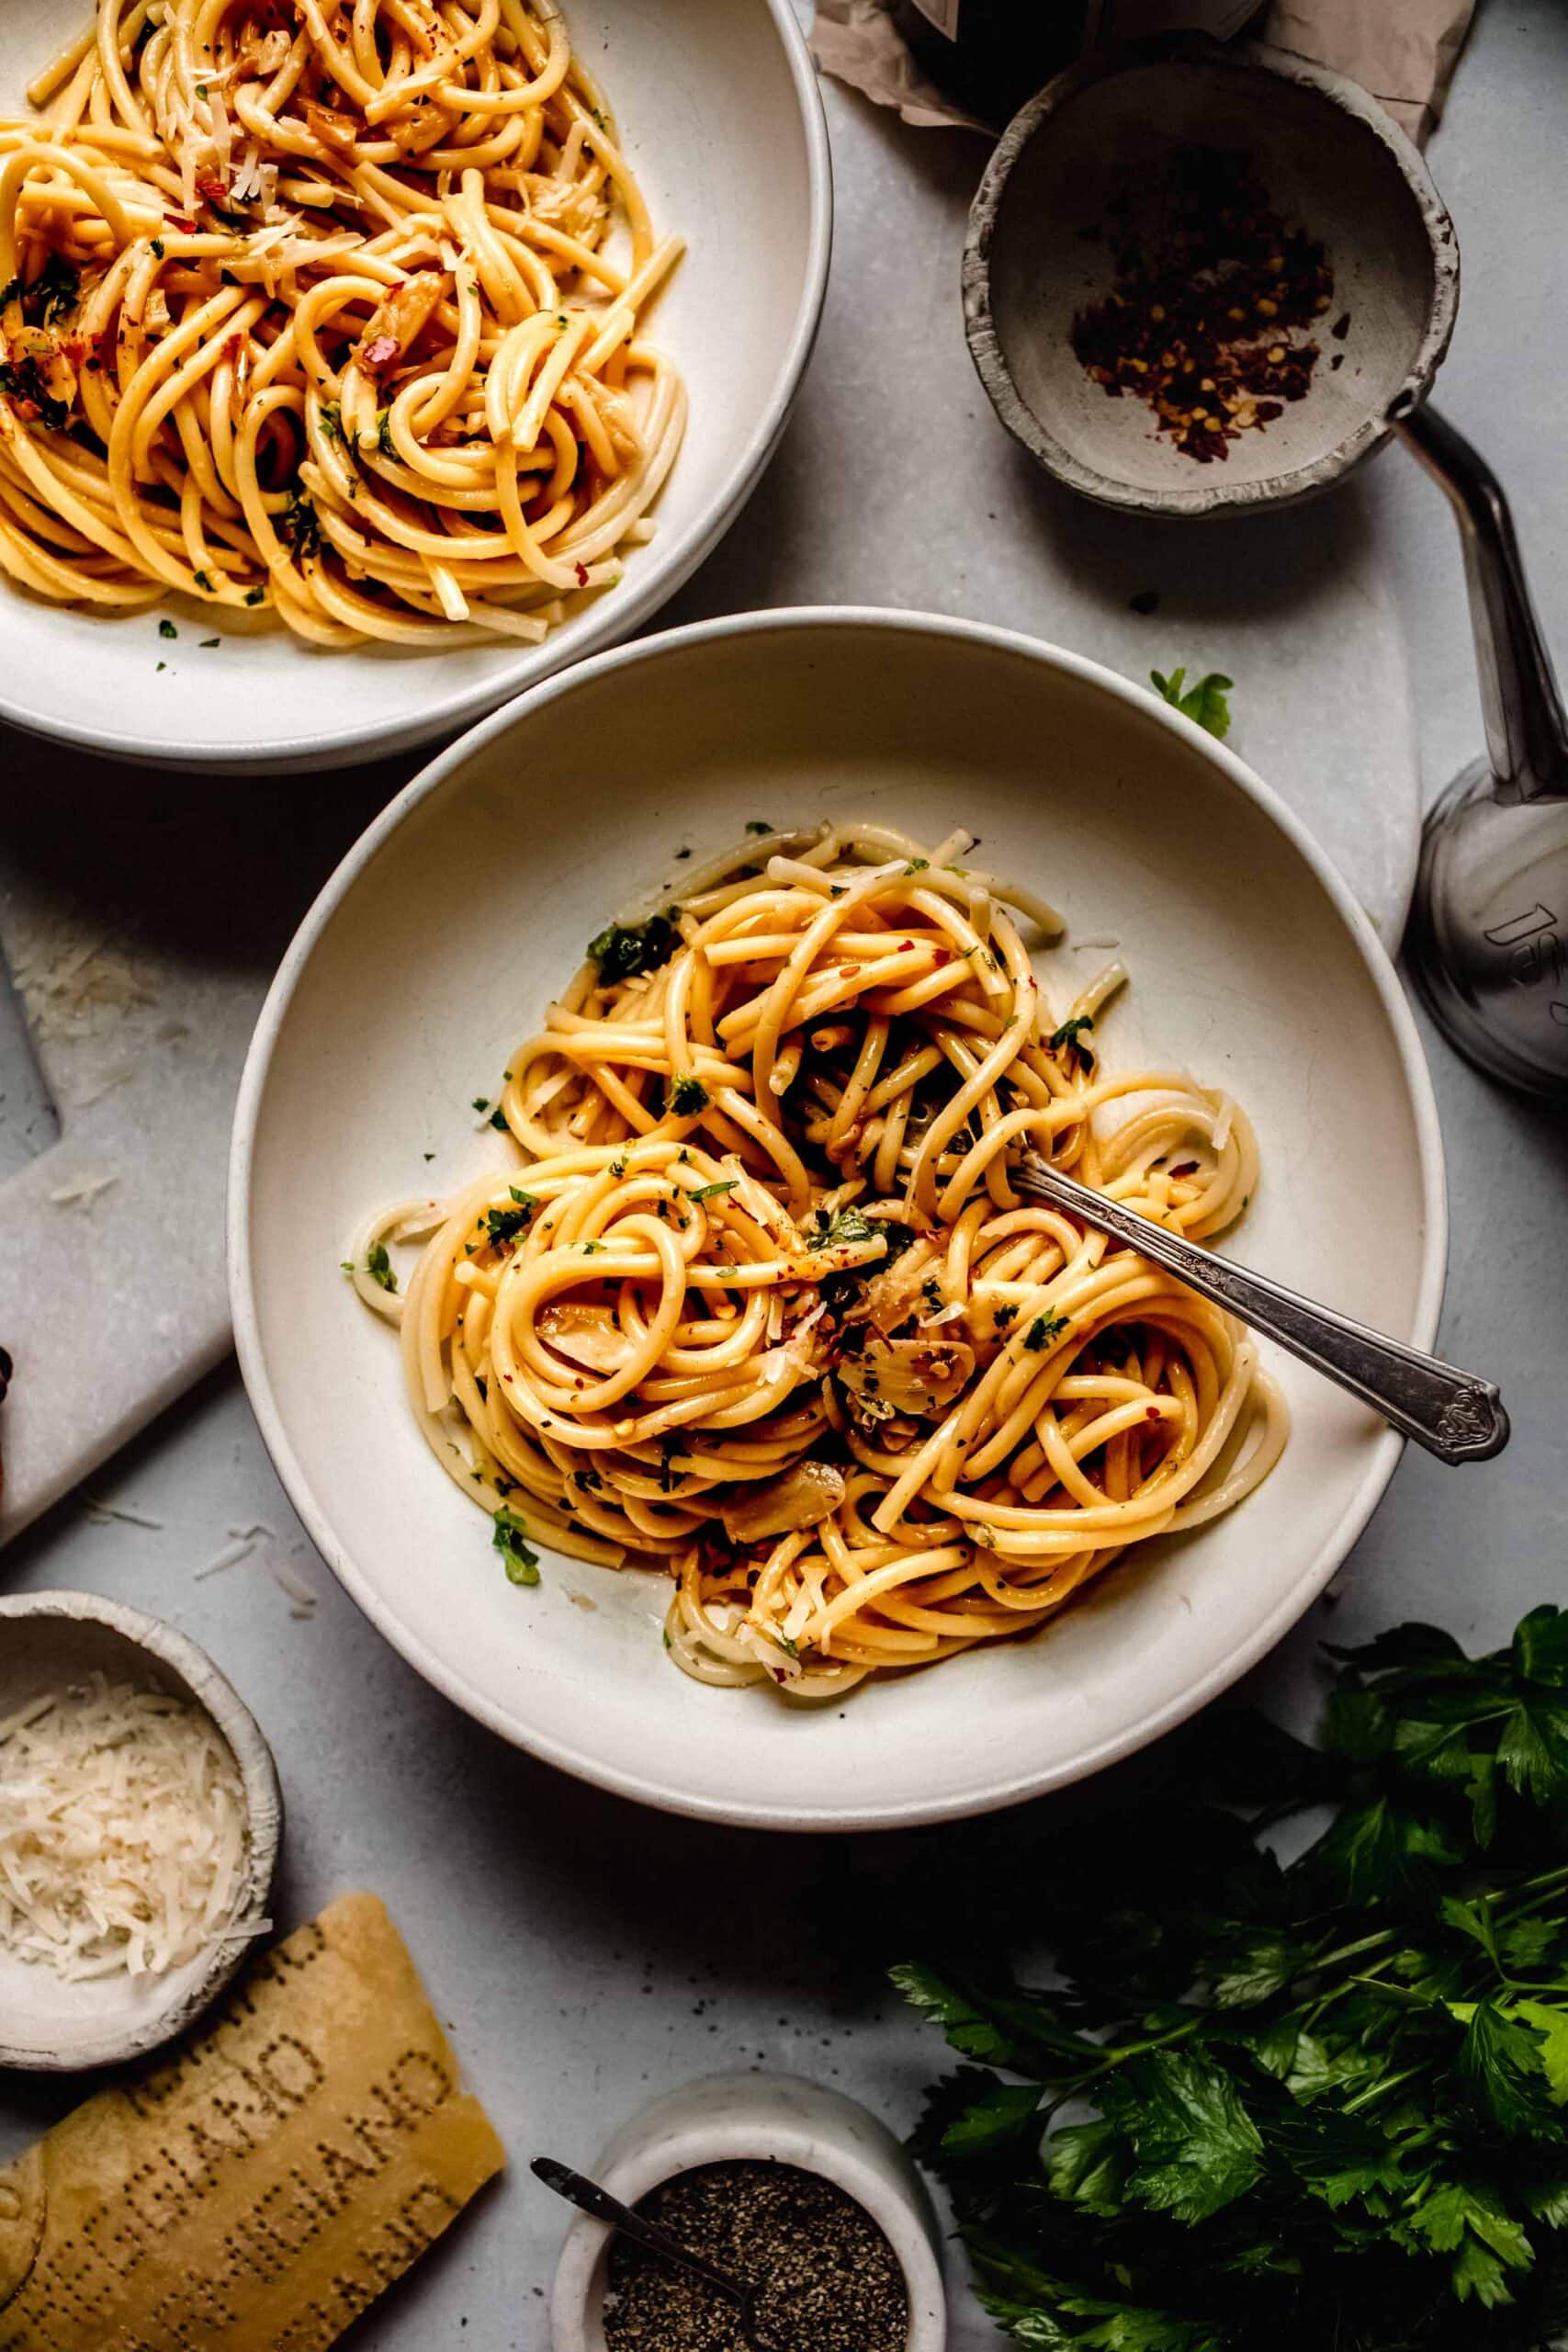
[0,1592,281,2072]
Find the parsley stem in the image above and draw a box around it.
[1312,1926,1400,1973]
[1340,2059,1428,2116]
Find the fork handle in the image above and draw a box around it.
[1015,1156,1508,1466]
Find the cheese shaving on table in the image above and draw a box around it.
[0,1672,249,1982]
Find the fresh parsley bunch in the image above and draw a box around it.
[897,1610,1568,2351]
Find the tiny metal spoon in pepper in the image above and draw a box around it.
[532,2155,778,2349]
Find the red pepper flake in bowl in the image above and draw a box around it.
[1071,148,1339,464]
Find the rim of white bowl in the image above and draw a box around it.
[0,0,832,773]
[229,605,1448,1830]
[0,1589,283,2070]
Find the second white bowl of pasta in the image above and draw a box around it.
[231,608,1446,1828]
[0,0,829,767]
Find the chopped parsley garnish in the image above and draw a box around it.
[581,1240,603,1256]
[689,1180,736,1202]
[342,1242,397,1292]
[490,1107,509,1130]
[279,490,320,559]
[1151,665,1235,741]
[1023,1312,1068,1351]
[808,1205,878,1251]
[0,356,71,430]
[150,237,165,260]
[609,1153,628,1178]
[658,1431,690,1492]
[993,1303,1018,1332]
[158,618,177,639]
[0,253,79,327]
[904,857,929,875]
[472,1096,490,1114]
[244,584,265,605]
[192,569,212,591]
[921,1277,944,1311]
[319,398,344,442]
[1048,1014,1097,1067]
[483,1199,535,1248]
[491,1507,540,1586]
[587,910,679,984]
[744,820,773,836]
[668,1074,708,1116]
[376,405,395,455]
[198,637,219,649]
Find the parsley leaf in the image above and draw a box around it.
[689,1180,737,1202]
[807,1205,881,1252]
[587,910,678,984]
[491,1506,539,1586]
[279,489,320,560]
[483,1197,536,1249]
[668,1073,708,1116]
[897,1601,1568,2352]
[1048,1014,1096,1066]
[1023,1314,1068,1351]
[1151,666,1235,741]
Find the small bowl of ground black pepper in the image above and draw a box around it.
[549,2073,946,2352]
[964,37,1459,517]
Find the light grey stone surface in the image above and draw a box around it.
[2,10,1566,2347]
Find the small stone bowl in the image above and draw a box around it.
[0,1591,282,2073]
[964,37,1460,518]
[549,2071,947,2351]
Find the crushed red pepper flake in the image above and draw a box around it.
[1071,148,1341,464]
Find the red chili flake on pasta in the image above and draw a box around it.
[1168,1160,1199,1177]
[574,561,589,586]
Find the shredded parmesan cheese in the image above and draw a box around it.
[0,1674,249,1982]
[48,1171,118,1208]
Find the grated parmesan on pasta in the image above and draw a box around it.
[0,1674,250,1982]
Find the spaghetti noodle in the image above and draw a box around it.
[0,0,684,643]
[350,824,1289,1698]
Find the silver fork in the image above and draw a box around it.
[1011,1152,1508,1466]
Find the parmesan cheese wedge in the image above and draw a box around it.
[0,1894,505,2348]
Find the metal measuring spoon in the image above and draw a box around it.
[1011,1153,1508,1464]
[533,2156,776,2348]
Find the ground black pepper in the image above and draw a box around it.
[1071,147,1341,463]
[602,2160,908,2352]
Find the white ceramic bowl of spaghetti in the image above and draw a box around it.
[0,0,829,770]
[230,608,1446,1829]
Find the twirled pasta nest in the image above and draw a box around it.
[0,0,683,642]
[349,822,1289,1699]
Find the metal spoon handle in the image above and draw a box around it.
[1014,1155,1508,1466]
[530,2157,749,2310]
